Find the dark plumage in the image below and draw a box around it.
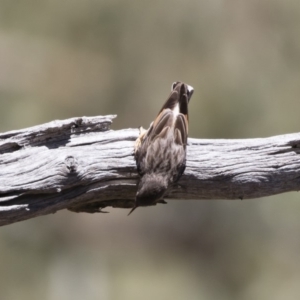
[129,82,194,215]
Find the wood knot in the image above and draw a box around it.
[65,156,77,173]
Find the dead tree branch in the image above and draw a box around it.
[0,115,300,226]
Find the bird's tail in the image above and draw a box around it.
[158,82,194,117]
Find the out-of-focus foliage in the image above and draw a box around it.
[1,1,300,299]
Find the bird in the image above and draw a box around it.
[129,81,194,215]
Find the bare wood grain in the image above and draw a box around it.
[0,115,300,226]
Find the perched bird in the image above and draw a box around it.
[129,82,194,215]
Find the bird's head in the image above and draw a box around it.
[128,174,168,215]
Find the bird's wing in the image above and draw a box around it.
[174,114,188,147]
[157,89,179,115]
[135,82,192,175]
[135,109,174,175]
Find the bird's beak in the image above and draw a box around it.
[128,205,137,216]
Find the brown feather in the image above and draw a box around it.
[174,114,187,146]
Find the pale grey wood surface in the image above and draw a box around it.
[0,115,300,226]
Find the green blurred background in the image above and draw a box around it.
[1,1,300,299]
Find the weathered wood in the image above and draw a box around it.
[0,115,300,226]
